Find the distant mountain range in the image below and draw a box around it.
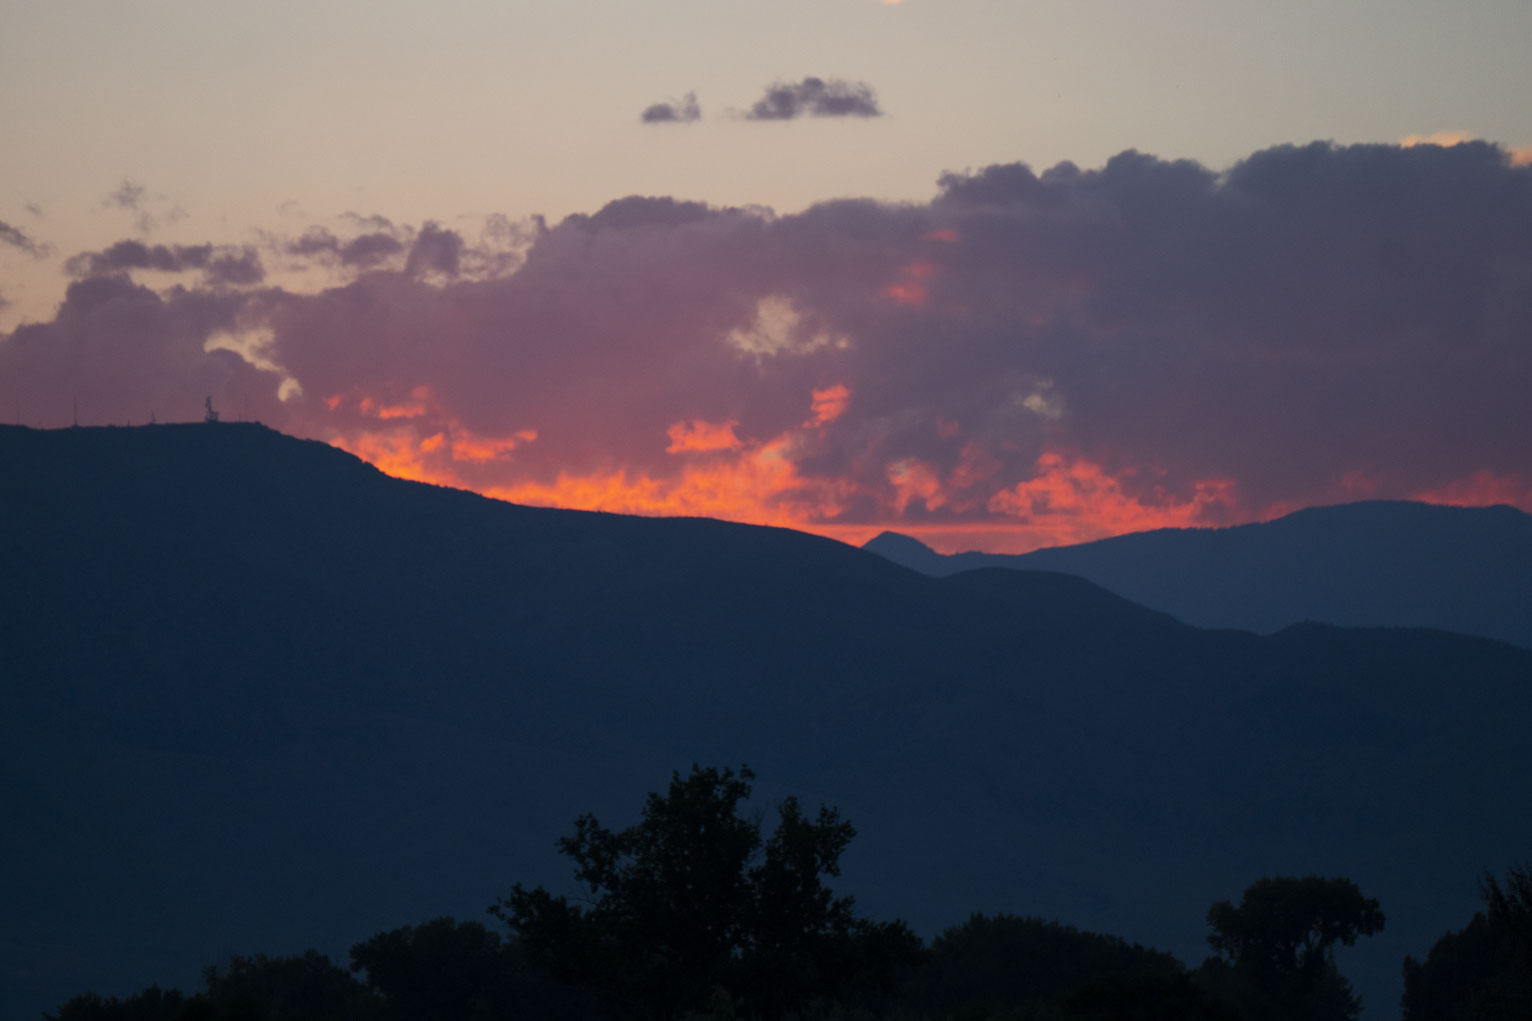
[865,501,1532,650]
[4,424,1530,1019]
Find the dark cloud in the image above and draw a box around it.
[283,220,532,281]
[405,223,464,278]
[286,226,342,258]
[641,92,701,124]
[66,241,212,276]
[65,241,263,285]
[342,232,406,268]
[342,212,400,233]
[745,77,882,120]
[1,273,268,428]
[281,226,405,268]
[570,196,715,233]
[0,220,48,257]
[8,141,1532,544]
[205,249,266,286]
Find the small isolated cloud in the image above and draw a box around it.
[101,179,184,234]
[745,77,882,120]
[641,91,701,124]
[0,220,49,257]
[104,180,147,211]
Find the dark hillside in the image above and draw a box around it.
[3,424,1530,1019]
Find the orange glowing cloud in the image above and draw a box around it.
[808,384,851,426]
[666,418,743,454]
[450,429,537,463]
[923,228,959,243]
[884,260,937,307]
[887,458,948,513]
[487,435,852,527]
[1399,130,1475,149]
[321,386,538,488]
[1413,469,1532,508]
[987,451,1237,547]
[328,426,440,484]
[325,385,435,421]
[318,385,862,535]
[376,386,433,420]
[1399,131,1532,167]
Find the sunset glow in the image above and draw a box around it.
[5,34,1531,559]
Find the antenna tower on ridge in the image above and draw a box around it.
[204,396,220,424]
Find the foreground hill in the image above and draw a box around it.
[865,501,1532,649]
[3,424,1530,1019]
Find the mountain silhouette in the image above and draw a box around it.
[4,423,1530,1019]
[865,501,1532,650]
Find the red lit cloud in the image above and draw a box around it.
[5,141,1532,552]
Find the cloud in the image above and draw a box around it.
[745,77,882,120]
[342,233,407,268]
[7,140,1532,551]
[104,180,147,212]
[0,274,269,427]
[404,222,464,279]
[281,218,533,280]
[65,240,264,285]
[0,220,48,257]
[1400,131,1532,168]
[206,249,266,286]
[100,179,185,234]
[641,92,701,124]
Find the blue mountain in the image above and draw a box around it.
[4,424,1529,1019]
[865,501,1532,650]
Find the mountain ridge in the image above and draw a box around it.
[864,500,1532,649]
[4,424,1529,1019]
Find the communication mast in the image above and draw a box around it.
[204,396,220,423]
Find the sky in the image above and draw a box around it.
[3,0,1531,553]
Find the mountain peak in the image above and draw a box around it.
[861,501,1532,648]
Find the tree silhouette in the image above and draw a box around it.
[490,764,911,1021]
[351,917,512,1021]
[1202,875,1383,1021]
[197,950,385,1020]
[45,987,187,1021]
[1402,863,1532,1020]
[907,912,1234,1019]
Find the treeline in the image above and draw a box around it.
[49,766,1532,1021]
